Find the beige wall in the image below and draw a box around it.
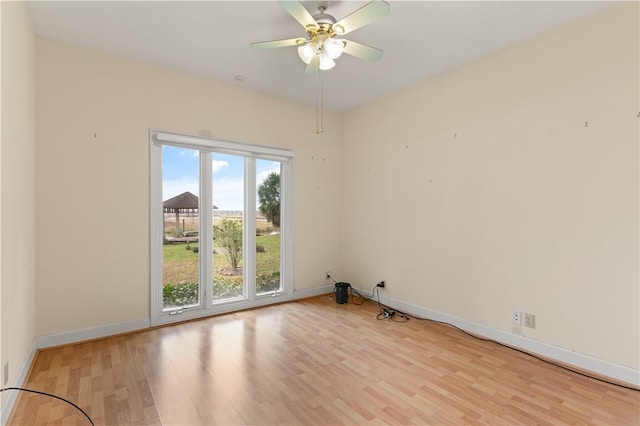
[1,1,37,389]
[35,38,344,336]
[342,3,639,369]
[6,0,638,379]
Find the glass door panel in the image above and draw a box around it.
[212,153,245,302]
[151,130,292,325]
[256,160,282,295]
[161,145,201,311]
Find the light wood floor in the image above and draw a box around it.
[8,295,640,425]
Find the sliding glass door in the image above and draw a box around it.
[161,145,202,312]
[256,159,282,296]
[150,131,292,325]
[211,152,246,302]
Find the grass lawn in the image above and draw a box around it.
[163,234,280,285]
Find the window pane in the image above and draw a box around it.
[256,160,281,295]
[212,153,245,301]
[162,145,200,310]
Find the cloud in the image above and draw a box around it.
[179,149,199,157]
[163,177,199,200]
[212,176,244,210]
[212,160,229,173]
[257,166,280,187]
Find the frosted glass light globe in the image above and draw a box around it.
[323,38,344,59]
[297,42,317,64]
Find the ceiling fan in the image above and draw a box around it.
[251,0,390,72]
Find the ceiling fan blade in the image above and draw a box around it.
[251,38,305,50]
[342,40,384,62]
[333,0,390,35]
[304,56,319,74]
[277,0,318,31]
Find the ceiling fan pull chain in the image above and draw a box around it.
[315,65,319,134]
[315,62,324,134]
[320,78,324,134]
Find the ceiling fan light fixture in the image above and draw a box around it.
[323,38,344,59]
[298,42,317,64]
[251,0,391,133]
[298,42,316,64]
[318,53,335,70]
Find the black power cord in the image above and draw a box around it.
[372,287,408,322]
[351,284,639,392]
[347,285,371,305]
[0,387,95,425]
[406,314,640,392]
[349,284,408,321]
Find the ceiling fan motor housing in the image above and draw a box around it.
[251,0,389,68]
[313,7,337,25]
[307,22,335,42]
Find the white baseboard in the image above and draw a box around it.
[31,286,333,349]
[293,284,335,299]
[366,290,639,388]
[1,343,37,426]
[32,318,151,350]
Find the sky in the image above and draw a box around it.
[162,145,280,210]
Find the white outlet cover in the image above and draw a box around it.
[512,311,522,325]
[524,313,536,328]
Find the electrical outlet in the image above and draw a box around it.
[524,313,536,328]
[3,362,8,386]
[325,271,331,280]
[377,280,385,288]
[512,311,522,325]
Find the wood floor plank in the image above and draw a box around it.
[7,295,640,425]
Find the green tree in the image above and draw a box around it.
[214,219,243,273]
[258,172,280,228]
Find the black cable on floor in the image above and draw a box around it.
[354,291,639,392]
[349,284,408,322]
[0,387,95,426]
[405,313,639,392]
[348,285,371,305]
[337,280,637,391]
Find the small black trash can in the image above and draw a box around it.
[335,282,350,304]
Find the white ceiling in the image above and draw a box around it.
[26,1,612,111]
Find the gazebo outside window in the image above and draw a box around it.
[163,191,217,240]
